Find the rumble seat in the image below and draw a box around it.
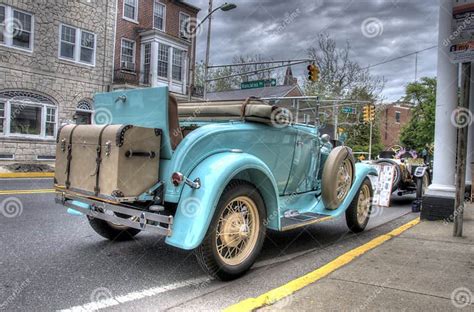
[178,97,288,125]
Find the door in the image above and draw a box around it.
[284,130,320,194]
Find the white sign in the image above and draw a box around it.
[371,164,395,208]
[448,0,474,63]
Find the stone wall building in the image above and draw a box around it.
[0,0,116,162]
[112,0,199,100]
[379,102,413,148]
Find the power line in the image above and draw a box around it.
[364,45,438,70]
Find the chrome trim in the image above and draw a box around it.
[56,192,172,236]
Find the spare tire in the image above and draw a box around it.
[322,146,355,210]
[375,159,401,192]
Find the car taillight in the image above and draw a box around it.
[171,172,184,186]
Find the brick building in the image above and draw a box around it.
[379,102,413,148]
[112,0,199,98]
[0,0,116,162]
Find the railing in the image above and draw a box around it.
[113,69,152,86]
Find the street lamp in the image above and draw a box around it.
[202,1,237,99]
[188,2,237,100]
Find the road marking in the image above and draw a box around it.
[58,277,211,312]
[0,172,54,178]
[224,218,421,312]
[0,189,55,195]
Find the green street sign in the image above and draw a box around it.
[241,79,277,90]
[341,107,356,114]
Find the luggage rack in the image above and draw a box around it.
[55,191,173,236]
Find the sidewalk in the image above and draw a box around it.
[261,207,474,311]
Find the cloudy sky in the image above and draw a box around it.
[186,0,440,102]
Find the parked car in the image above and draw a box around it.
[54,87,377,280]
[374,148,431,199]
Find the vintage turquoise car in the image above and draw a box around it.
[54,87,377,281]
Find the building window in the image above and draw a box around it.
[60,25,75,59]
[0,101,4,133]
[172,48,184,81]
[0,91,57,138]
[179,12,190,39]
[143,43,151,84]
[75,99,93,125]
[121,39,135,71]
[0,6,4,44]
[123,0,138,21]
[153,1,165,31]
[0,6,34,51]
[395,111,401,123]
[59,24,96,65]
[158,43,169,78]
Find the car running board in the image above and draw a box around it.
[280,212,332,231]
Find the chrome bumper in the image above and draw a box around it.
[55,192,173,236]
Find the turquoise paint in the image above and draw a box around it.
[64,87,380,252]
[165,152,280,250]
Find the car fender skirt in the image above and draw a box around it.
[165,152,279,250]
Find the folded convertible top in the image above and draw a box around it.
[178,97,290,125]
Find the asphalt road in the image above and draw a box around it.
[0,178,418,312]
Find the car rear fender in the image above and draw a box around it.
[165,152,280,250]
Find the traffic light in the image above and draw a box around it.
[362,104,376,123]
[369,105,375,121]
[362,105,370,123]
[307,64,319,82]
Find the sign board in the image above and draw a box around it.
[241,79,277,90]
[341,107,356,114]
[371,164,395,207]
[448,0,474,63]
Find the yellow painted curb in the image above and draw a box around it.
[0,189,55,195]
[224,218,421,312]
[0,172,54,178]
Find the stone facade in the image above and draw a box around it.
[379,102,413,148]
[0,0,116,162]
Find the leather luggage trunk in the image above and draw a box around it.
[55,124,161,199]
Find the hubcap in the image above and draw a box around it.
[215,196,259,266]
[336,159,353,200]
[357,184,371,225]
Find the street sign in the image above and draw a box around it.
[241,79,277,90]
[341,106,355,114]
[448,0,474,63]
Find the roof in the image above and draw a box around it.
[174,0,200,12]
[206,85,303,101]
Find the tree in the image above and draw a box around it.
[305,33,384,100]
[399,77,436,151]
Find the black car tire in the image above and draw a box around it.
[88,216,141,241]
[195,180,266,281]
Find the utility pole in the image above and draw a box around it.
[369,120,373,161]
[203,0,213,99]
[454,62,471,237]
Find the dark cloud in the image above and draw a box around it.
[187,0,439,101]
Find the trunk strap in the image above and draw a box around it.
[65,125,80,189]
[93,125,110,196]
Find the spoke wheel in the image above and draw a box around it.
[356,184,371,225]
[215,196,259,266]
[195,180,266,281]
[336,159,353,201]
[346,178,373,233]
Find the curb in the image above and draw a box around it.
[224,218,421,312]
[0,172,54,178]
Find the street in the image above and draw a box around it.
[0,178,417,312]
